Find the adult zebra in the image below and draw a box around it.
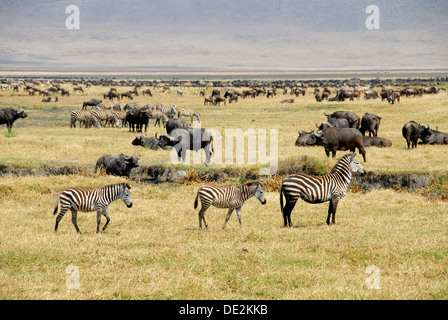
[279,153,365,227]
[70,110,101,128]
[177,108,200,125]
[194,181,267,229]
[53,183,133,233]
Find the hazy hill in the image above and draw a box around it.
[0,0,447,71]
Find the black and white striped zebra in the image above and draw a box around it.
[90,109,120,127]
[53,183,133,233]
[193,181,267,229]
[148,109,169,127]
[177,108,200,125]
[70,110,101,128]
[279,153,365,227]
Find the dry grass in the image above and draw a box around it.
[0,174,447,300]
[0,79,448,300]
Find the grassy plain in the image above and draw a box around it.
[0,78,447,300]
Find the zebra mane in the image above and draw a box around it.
[330,153,353,174]
[102,183,131,190]
[241,181,259,187]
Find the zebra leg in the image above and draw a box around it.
[198,205,210,229]
[70,208,81,233]
[236,207,243,228]
[282,200,297,227]
[326,199,339,225]
[222,208,234,229]
[54,206,69,232]
[101,210,111,232]
[96,210,102,233]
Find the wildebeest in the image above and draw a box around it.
[324,111,360,129]
[0,107,28,133]
[363,136,392,148]
[42,96,58,102]
[214,96,226,106]
[280,99,294,103]
[104,90,120,100]
[419,125,448,145]
[359,113,382,137]
[154,127,214,166]
[82,99,102,109]
[120,92,133,100]
[95,154,140,177]
[204,96,214,105]
[364,90,379,99]
[309,127,367,162]
[402,121,425,149]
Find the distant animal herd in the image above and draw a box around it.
[1,75,447,232]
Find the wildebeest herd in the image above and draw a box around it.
[1,75,447,233]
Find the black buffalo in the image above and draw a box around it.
[309,127,367,162]
[402,121,425,149]
[420,126,448,145]
[132,135,163,150]
[125,108,151,133]
[295,130,317,146]
[359,113,382,137]
[324,111,360,129]
[363,136,392,148]
[155,127,214,166]
[96,154,140,177]
[165,118,190,134]
[0,108,28,133]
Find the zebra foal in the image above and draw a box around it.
[53,183,133,233]
[279,153,365,227]
[193,181,267,229]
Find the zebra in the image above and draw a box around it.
[148,109,169,127]
[279,153,365,227]
[111,110,127,128]
[90,109,119,127]
[70,110,101,128]
[53,183,133,233]
[177,108,200,125]
[193,181,267,229]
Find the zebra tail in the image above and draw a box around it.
[279,183,284,213]
[53,195,60,215]
[194,191,199,209]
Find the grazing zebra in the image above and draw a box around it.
[148,109,169,127]
[279,153,365,227]
[163,105,177,118]
[70,110,101,128]
[53,183,133,233]
[111,110,127,127]
[90,109,119,127]
[177,108,200,125]
[193,181,267,229]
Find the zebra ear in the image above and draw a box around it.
[350,152,356,161]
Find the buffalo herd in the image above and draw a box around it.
[296,108,447,160]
